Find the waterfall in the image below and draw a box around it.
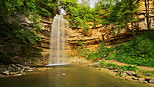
[47,15,69,66]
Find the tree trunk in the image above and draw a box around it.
[144,0,150,30]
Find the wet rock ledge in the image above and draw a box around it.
[0,64,35,77]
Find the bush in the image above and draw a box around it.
[115,31,154,67]
[86,43,114,60]
[105,53,116,60]
[121,65,138,71]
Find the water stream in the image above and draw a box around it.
[0,65,152,87]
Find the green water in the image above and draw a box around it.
[0,65,152,87]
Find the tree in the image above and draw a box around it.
[59,0,92,35]
[0,0,58,45]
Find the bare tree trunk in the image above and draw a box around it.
[147,0,151,28]
[144,0,150,30]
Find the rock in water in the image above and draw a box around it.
[62,73,66,76]
[1,70,10,75]
[149,79,154,84]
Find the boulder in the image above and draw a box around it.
[125,76,134,80]
[1,70,10,75]
[145,78,151,82]
[92,62,102,67]
[139,78,145,81]
[16,64,24,67]
[139,81,148,84]
[113,70,119,72]
[10,64,16,67]
[121,73,128,77]
[124,71,136,76]
[132,76,139,80]
[149,79,154,84]
[98,68,102,70]
[108,67,114,70]
[10,72,17,75]
[13,74,22,76]
[144,73,151,76]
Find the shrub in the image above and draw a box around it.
[105,53,116,60]
[121,65,138,71]
[86,42,115,60]
[100,61,120,69]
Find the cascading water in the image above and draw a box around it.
[47,14,69,66]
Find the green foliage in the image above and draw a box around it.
[112,0,137,22]
[0,0,58,64]
[0,45,42,64]
[20,45,42,58]
[59,0,139,37]
[115,31,154,67]
[78,49,90,57]
[99,60,106,65]
[139,70,154,77]
[100,61,138,71]
[35,0,57,17]
[106,63,120,69]
[0,0,57,16]
[81,23,89,35]
[100,61,120,70]
[89,30,154,67]
[0,0,57,45]
[105,53,116,60]
[87,42,114,60]
[121,65,138,71]
[75,40,87,49]
[0,45,5,48]
[16,28,41,45]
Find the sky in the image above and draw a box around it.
[77,0,122,8]
[77,0,98,8]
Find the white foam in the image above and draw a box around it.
[46,63,69,66]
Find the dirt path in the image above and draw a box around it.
[104,60,154,71]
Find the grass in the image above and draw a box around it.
[99,61,154,77]
[99,61,139,71]
[138,70,154,77]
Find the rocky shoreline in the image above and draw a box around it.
[0,64,35,77]
[89,62,154,86]
[0,58,154,87]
